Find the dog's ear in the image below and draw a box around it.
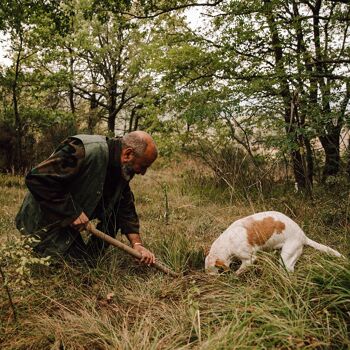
[215,259,229,271]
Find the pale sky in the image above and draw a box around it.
[0,32,11,67]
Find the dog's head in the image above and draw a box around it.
[205,254,229,274]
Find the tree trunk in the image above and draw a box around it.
[129,104,143,132]
[13,35,23,172]
[347,133,350,179]
[88,92,98,133]
[290,148,306,189]
[107,82,117,134]
[310,0,342,181]
[304,137,314,187]
[319,127,341,180]
[286,117,311,192]
[108,110,116,134]
[264,0,310,192]
[129,108,135,132]
[68,47,75,115]
[291,0,314,189]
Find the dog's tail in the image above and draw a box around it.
[305,238,344,258]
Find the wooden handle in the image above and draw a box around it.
[86,223,180,278]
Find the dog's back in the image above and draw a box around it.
[205,211,341,274]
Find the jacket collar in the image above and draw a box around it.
[108,137,122,172]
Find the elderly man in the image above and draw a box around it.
[15,131,157,265]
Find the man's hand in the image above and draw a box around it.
[71,211,89,231]
[133,244,156,265]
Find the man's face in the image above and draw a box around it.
[121,150,156,181]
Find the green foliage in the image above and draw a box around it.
[1,0,350,183]
[0,236,50,288]
[148,0,350,187]
[0,107,76,169]
[0,0,70,35]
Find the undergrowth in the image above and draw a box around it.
[1,159,349,349]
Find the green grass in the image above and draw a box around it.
[1,159,349,349]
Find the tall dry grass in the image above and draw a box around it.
[0,158,349,349]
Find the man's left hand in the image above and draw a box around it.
[133,245,156,265]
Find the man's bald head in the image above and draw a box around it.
[122,131,158,161]
[120,131,158,180]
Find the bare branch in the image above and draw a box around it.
[121,1,224,19]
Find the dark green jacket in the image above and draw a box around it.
[16,134,139,254]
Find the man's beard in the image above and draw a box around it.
[121,163,135,181]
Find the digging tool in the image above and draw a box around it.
[86,223,180,277]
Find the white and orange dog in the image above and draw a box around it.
[205,211,343,274]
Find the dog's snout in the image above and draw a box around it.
[206,266,219,275]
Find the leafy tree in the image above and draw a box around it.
[218,0,349,187]
[0,0,72,171]
[52,0,162,134]
[155,0,350,191]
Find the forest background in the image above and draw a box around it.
[0,0,350,349]
[0,0,349,191]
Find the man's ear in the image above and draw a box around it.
[121,147,135,162]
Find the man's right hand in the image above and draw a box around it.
[71,211,89,231]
